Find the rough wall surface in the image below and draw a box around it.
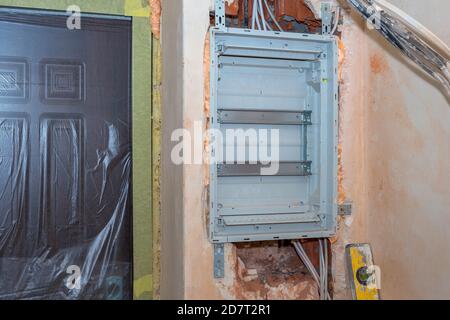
[364,0,450,299]
[328,0,450,300]
[150,0,161,39]
[331,3,371,299]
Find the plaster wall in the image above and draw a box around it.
[331,4,371,299]
[160,0,369,299]
[364,0,450,299]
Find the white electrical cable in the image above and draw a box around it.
[255,11,262,29]
[252,0,262,30]
[330,7,340,35]
[264,4,274,32]
[321,239,330,300]
[251,0,257,29]
[324,240,329,299]
[250,0,283,32]
[319,240,324,299]
[263,0,283,31]
[323,239,330,300]
[374,0,450,61]
[251,0,255,29]
[319,239,329,300]
[258,0,267,30]
[293,241,320,284]
[293,240,331,300]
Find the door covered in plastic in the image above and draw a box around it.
[0,10,132,299]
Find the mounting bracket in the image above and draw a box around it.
[215,0,226,29]
[338,203,353,216]
[321,2,332,35]
[211,13,225,276]
[213,243,225,278]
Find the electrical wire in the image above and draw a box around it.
[324,240,329,299]
[293,240,331,300]
[330,7,340,35]
[263,0,283,31]
[347,0,450,98]
[251,0,256,29]
[256,1,261,30]
[250,0,283,32]
[258,0,267,30]
[293,241,320,284]
[318,239,329,300]
[263,2,274,32]
[319,240,324,299]
[252,0,262,30]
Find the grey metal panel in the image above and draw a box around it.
[222,213,320,226]
[220,44,322,61]
[223,230,336,243]
[217,162,312,177]
[221,124,307,163]
[218,55,310,111]
[218,204,310,216]
[218,110,312,125]
[210,28,338,243]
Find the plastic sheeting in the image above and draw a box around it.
[0,9,132,299]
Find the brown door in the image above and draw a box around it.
[0,9,132,299]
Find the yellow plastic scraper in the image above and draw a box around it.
[346,243,381,300]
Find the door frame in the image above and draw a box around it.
[0,0,155,300]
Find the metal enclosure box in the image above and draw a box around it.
[209,28,338,243]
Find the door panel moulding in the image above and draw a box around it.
[0,0,157,300]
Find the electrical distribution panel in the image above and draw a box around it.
[209,27,338,243]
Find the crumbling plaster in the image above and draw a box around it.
[331,2,371,299]
[161,0,370,299]
[363,0,450,299]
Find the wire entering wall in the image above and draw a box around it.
[293,239,331,300]
[330,7,340,35]
[263,0,283,31]
[251,0,283,32]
